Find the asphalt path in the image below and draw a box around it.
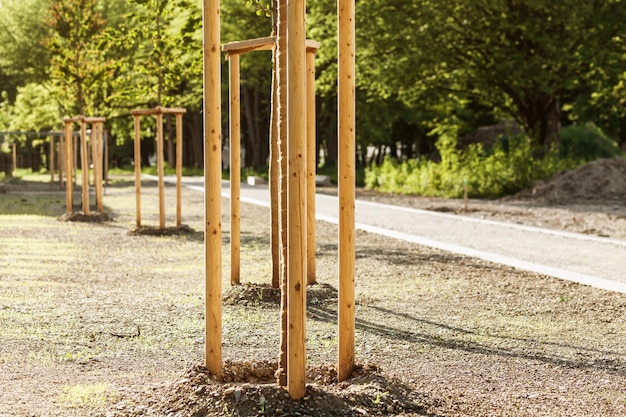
[159,176,626,294]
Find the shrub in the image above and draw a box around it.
[560,122,620,162]
[365,132,579,199]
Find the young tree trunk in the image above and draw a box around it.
[276,0,289,388]
[270,18,280,289]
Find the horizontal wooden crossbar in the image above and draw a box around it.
[222,36,274,54]
[130,106,187,116]
[62,116,106,124]
[222,36,321,55]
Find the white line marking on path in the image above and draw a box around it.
[168,176,626,294]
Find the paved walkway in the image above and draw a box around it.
[165,176,626,294]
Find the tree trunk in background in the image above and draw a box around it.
[187,110,204,168]
[321,97,338,164]
[242,85,270,170]
[516,93,561,152]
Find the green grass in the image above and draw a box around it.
[60,383,117,408]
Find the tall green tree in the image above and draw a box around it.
[0,0,51,101]
[357,0,626,149]
[45,0,111,115]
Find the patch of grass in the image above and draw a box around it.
[0,195,66,216]
[60,383,117,408]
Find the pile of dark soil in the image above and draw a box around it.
[58,211,111,223]
[128,224,197,236]
[103,362,427,417]
[516,157,626,203]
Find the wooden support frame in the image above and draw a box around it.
[202,0,356,397]
[223,38,320,288]
[130,106,186,229]
[62,116,106,215]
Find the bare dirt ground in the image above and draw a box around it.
[1,158,626,417]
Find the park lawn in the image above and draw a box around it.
[1,175,625,416]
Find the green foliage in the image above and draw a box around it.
[7,84,60,135]
[356,0,626,148]
[365,133,578,199]
[0,0,51,98]
[559,123,621,162]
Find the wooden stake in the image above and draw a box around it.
[59,133,65,190]
[73,134,78,187]
[90,128,97,188]
[80,119,90,215]
[156,112,166,229]
[49,136,55,184]
[229,53,241,285]
[12,142,16,176]
[306,46,317,285]
[133,116,142,227]
[176,114,183,227]
[203,0,223,379]
[463,179,468,213]
[337,0,356,382]
[94,122,104,213]
[104,130,109,185]
[287,0,307,400]
[63,121,73,214]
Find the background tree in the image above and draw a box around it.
[6,83,59,171]
[0,0,51,102]
[45,0,109,115]
[356,0,626,150]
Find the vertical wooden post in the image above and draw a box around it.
[104,130,109,186]
[156,111,166,229]
[59,134,65,190]
[94,121,104,213]
[133,115,142,227]
[90,128,97,187]
[63,121,73,214]
[12,142,17,175]
[306,45,317,285]
[203,0,223,379]
[229,53,241,285]
[79,119,90,215]
[175,113,183,227]
[73,134,78,187]
[287,0,307,400]
[49,136,55,184]
[337,0,356,382]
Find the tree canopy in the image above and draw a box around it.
[0,0,624,172]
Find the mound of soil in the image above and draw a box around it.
[128,224,197,236]
[58,211,111,223]
[104,362,427,417]
[516,157,626,203]
[223,283,338,307]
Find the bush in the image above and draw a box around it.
[365,132,579,199]
[560,122,620,162]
